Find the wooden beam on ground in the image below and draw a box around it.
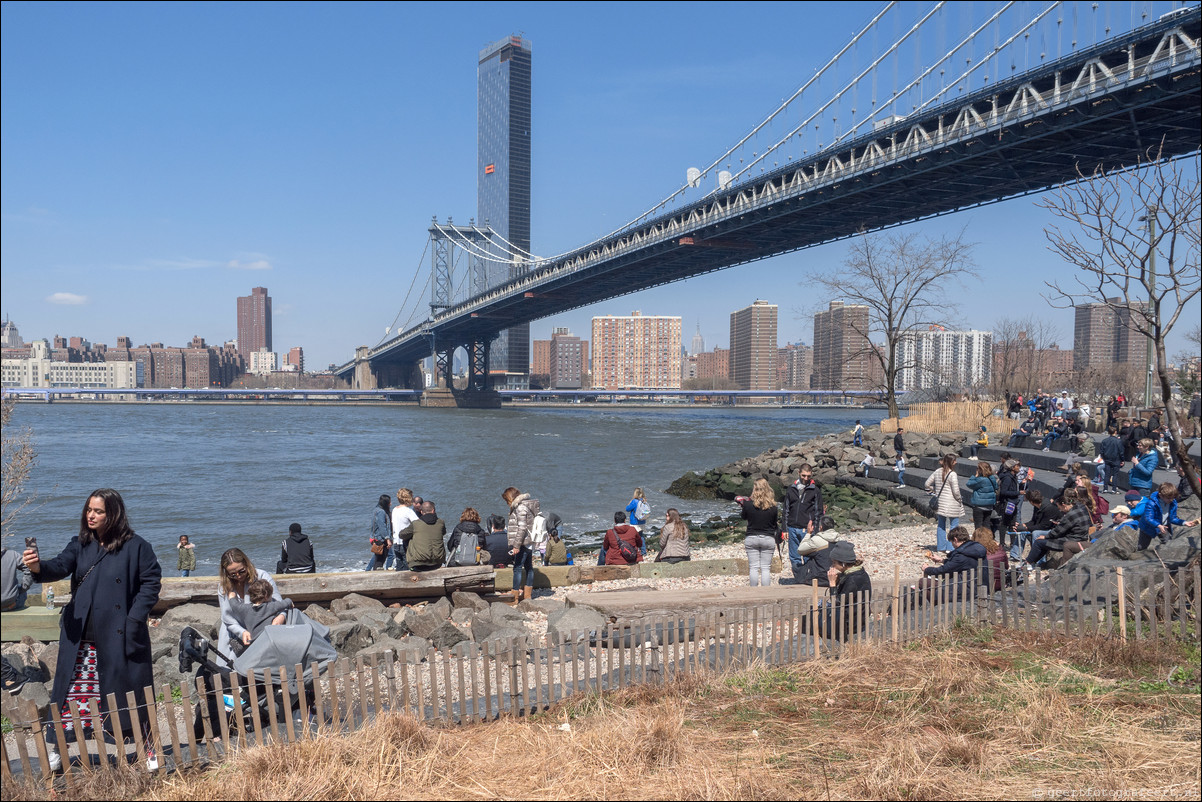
[565,584,816,622]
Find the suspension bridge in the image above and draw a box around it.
[333,2,1201,405]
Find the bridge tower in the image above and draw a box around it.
[421,220,503,408]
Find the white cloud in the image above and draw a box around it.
[46,292,88,305]
[226,258,272,271]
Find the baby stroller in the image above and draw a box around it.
[179,608,337,741]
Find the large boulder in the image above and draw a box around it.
[330,593,386,615]
[450,591,490,612]
[546,606,606,642]
[328,621,374,654]
[518,597,566,616]
[359,610,405,640]
[158,603,221,640]
[487,603,530,625]
[426,621,468,650]
[403,608,449,640]
[471,614,528,642]
[303,604,341,628]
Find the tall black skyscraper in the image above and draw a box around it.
[478,35,532,388]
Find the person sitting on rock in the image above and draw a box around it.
[1008,415,1037,448]
[920,526,987,602]
[857,452,876,476]
[1136,482,1199,551]
[1025,487,1092,569]
[1101,505,1138,537]
[484,514,511,568]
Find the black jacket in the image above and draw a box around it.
[923,540,987,577]
[894,432,905,454]
[783,481,823,531]
[1026,501,1060,532]
[280,532,315,573]
[1099,435,1123,464]
[996,472,1020,504]
[37,535,162,737]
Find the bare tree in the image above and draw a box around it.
[813,230,979,419]
[991,315,1063,397]
[1,396,36,538]
[1040,150,1201,497]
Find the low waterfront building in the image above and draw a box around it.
[2,340,141,389]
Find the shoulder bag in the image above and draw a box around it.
[929,472,950,512]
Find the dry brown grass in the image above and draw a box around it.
[5,629,1198,801]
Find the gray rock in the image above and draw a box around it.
[359,610,405,640]
[546,606,606,637]
[450,591,490,612]
[427,621,467,650]
[488,602,530,624]
[18,681,52,718]
[303,604,341,628]
[328,621,374,654]
[158,602,221,640]
[518,597,566,616]
[330,593,386,615]
[478,625,528,644]
[471,614,523,642]
[425,597,453,621]
[394,636,432,659]
[403,608,446,640]
[451,608,475,625]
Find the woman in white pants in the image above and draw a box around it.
[738,478,780,586]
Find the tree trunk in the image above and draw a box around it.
[1156,340,1201,497]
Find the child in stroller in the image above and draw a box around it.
[179,603,336,743]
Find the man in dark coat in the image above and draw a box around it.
[27,523,161,745]
[893,427,906,461]
[921,527,988,602]
[782,465,824,579]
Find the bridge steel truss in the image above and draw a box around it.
[340,11,1201,387]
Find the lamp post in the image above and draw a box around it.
[1140,205,1158,407]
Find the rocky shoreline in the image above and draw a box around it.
[666,425,972,532]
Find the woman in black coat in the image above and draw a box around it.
[24,489,162,767]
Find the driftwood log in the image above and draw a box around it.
[148,565,495,613]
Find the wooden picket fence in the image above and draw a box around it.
[2,561,1197,787]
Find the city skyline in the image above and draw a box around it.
[2,2,1198,370]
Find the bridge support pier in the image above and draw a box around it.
[419,337,501,408]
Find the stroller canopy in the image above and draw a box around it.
[232,608,337,690]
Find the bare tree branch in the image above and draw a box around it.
[1039,146,1201,497]
[812,229,980,418]
[1,396,37,538]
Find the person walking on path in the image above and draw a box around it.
[853,420,863,447]
[177,535,196,577]
[924,454,964,553]
[739,478,780,587]
[893,426,906,462]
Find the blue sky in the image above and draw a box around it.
[3,1,1197,370]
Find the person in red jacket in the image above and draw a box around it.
[602,511,644,566]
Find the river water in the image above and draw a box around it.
[5,403,884,575]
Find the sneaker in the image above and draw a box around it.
[146,748,159,772]
[1042,447,1050,452]
[2,675,26,696]
[896,484,906,489]
[46,748,62,772]
[970,456,978,460]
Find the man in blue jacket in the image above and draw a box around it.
[1137,483,1199,550]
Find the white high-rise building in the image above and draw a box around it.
[897,328,992,392]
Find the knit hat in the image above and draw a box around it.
[1124,490,1142,505]
[828,541,859,564]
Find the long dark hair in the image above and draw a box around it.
[377,494,391,513]
[78,488,135,553]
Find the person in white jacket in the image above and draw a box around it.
[924,453,965,554]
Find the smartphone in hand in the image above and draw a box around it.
[24,536,38,553]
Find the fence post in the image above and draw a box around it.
[1116,567,1127,642]
[810,580,820,658]
[25,699,53,786]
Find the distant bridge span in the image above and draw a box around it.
[336,11,1201,390]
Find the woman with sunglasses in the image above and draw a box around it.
[216,547,281,659]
